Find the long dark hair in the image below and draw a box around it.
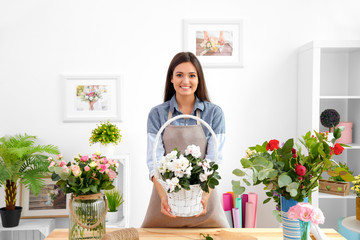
[163,52,210,102]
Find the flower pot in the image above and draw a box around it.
[357,197,360,221]
[319,179,350,196]
[69,193,107,240]
[106,211,118,223]
[280,196,309,240]
[0,206,22,228]
[99,143,115,157]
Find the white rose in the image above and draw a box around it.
[178,155,189,171]
[185,166,193,176]
[165,150,178,161]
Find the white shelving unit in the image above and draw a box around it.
[106,154,130,228]
[297,40,360,230]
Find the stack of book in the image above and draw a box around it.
[222,192,258,228]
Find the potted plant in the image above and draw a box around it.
[0,134,59,227]
[104,188,124,223]
[351,174,360,220]
[319,162,354,196]
[89,121,122,157]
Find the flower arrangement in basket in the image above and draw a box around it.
[158,145,220,217]
[153,114,221,217]
[48,152,119,240]
[232,128,353,222]
[89,121,122,146]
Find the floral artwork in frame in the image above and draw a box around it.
[62,75,123,122]
[183,19,243,68]
[20,177,70,218]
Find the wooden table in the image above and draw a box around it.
[45,228,346,239]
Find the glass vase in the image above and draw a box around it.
[299,220,311,240]
[280,196,308,240]
[69,193,107,240]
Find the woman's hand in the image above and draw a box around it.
[152,176,176,218]
[160,195,176,218]
[195,190,212,217]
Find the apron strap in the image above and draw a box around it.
[167,109,201,125]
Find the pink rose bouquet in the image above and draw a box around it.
[287,203,325,240]
[48,152,119,196]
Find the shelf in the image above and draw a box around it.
[320,96,360,99]
[344,144,360,150]
[319,192,357,199]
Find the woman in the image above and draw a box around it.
[141,52,229,228]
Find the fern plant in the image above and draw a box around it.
[104,188,124,212]
[0,134,59,211]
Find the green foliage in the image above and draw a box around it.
[104,188,124,212]
[0,133,59,208]
[232,128,351,222]
[327,161,354,182]
[89,121,122,145]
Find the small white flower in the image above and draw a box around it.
[165,151,178,161]
[166,177,180,192]
[185,145,201,158]
[199,173,208,182]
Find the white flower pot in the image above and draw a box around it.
[106,211,118,223]
[99,143,115,157]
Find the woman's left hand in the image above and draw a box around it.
[195,190,212,217]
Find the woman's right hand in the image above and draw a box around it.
[152,176,176,218]
[160,195,176,218]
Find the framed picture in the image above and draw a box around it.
[183,19,243,68]
[62,74,123,122]
[20,177,70,218]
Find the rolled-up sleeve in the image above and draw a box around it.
[205,106,225,165]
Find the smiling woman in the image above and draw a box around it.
[141,52,229,228]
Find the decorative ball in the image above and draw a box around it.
[320,109,340,128]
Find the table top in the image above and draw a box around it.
[45,228,346,240]
[342,216,360,233]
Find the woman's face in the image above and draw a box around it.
[171,62,199,97]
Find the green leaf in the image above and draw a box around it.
[241,158,252,168]
[282,139,294,152]
[90,185,98,193]
[81,187,90,193]
[263,198,271,204]
[253,157,269,168]
[267,169,278,179]
[232,180,245,195]
[278,174,292,188]
[258,169,268,181]
[243,178,251,186]
[232,169,246,177]
[334,127,342,139]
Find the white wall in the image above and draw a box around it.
[1,0,360,229]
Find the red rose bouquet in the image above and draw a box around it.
[232,128,353,222]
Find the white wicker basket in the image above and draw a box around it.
[153,114,218,217]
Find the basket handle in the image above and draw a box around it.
[152,114,218,179]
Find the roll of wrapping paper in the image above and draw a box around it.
[102,228,139,240]
[232,208,241,228]
[242,194,248,228]
[245,202,255,228]
[248,192,258,228]
[227,191,235,207]
[235,197,242,228]
[223,193,234,227]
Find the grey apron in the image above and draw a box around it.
[141,110,230,228]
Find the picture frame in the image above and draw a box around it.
[62,74,123,122]
[183,19,243,68]
[20,177,70,218]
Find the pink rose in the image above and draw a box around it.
[59,160,67,167]
[71,165,82,177]
[56,154,63,160]
[107,169,117,181]
[311,208,325,224]
[80,155,89,162]
[99,164,107,173]
[102,158,109,164]
[298,203,314,222]
[48,161,55,169]
[84,166,90,172]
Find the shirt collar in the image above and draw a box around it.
[169,95,205,114]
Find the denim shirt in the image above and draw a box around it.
[146,95,225,180]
